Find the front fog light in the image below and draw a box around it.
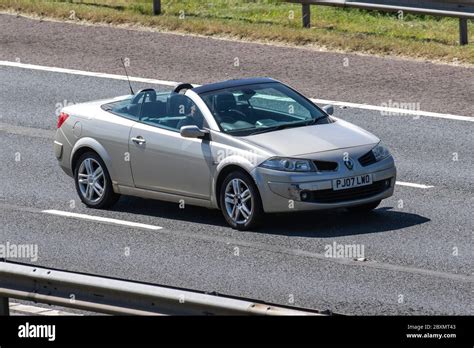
[300,191,311,201]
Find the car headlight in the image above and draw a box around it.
[372,142,391,162]
[259,157,314,172]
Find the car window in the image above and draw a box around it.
[248,87,312,119]
[101,94,144,121]
[140,91,206,132]
[200,82,328,136]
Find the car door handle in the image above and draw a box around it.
[131,136,146,145]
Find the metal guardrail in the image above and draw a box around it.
[83,1,471,44]
[0,261,326,316]
[286,0,474,45]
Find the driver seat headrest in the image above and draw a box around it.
[214,92,237,113]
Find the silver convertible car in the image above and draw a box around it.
[54,78,396,230]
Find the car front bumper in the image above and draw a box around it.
[252,157,396,213]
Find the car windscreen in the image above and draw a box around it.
[199,82,329,136]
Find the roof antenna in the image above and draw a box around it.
[121,57,135,95]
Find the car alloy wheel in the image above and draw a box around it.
[77,158,106,203]
[74,152,119,209]
[224,178,253,224]
[220,171,263,230]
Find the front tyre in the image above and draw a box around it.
[220,171,263,230]
[74,152,119,209]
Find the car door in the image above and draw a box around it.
[96,92,145,187]
[128,91,213,200]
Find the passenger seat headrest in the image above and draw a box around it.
[168,93,192,116]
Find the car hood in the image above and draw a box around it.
[241,118,379,156]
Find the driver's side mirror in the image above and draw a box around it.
[322,104,334,115]
[180,125,209,138]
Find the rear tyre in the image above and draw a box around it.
[346,200,381,213]
[220,171,263,230]
[74,152,120,209]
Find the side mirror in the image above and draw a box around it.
[322,104,334,115]
[180,125,209,138]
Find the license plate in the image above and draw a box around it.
[332,174,372,191]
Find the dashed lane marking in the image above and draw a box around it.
[42,210,163,230]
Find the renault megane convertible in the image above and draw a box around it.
[54,78,396,230]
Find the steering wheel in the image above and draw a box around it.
[219,115,236,124]
[228,109,248,119]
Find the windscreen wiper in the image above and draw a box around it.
[247,121,309,135]
[304,114,328,125]
[248,116,329,135]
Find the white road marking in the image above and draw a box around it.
[395,181,434,189]
[311,98,473,122]
[1,60,472,122]
[0,60,178,86]
[42,210,162,230]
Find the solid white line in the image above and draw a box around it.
[0,60,179,87]
[311,98,473,122]
[395,181,434,189]
[42,210,162,230]
[0,60,472,122]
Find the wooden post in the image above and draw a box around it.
[153,0,161,15]
[459,18,468,45]
[302,4,311,28]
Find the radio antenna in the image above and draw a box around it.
[121,57,135,95]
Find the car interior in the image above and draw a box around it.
[103,85,318,134]
[104,90,205,132]
[205,90,306,132]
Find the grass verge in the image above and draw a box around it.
[1,0,473,64]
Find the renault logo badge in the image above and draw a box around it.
[344,158,354,170]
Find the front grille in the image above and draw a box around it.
[358,151,377,167]
[306,179,391,204]
[313,160,338,171]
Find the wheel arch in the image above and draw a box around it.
[70,138,113,176]
[214,164,260,210]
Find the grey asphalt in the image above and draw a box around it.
[0,14,473,115]
[0,66,472,315]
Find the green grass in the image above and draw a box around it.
[1,0,473,63]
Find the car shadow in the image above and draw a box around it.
[111,197,430,237]
[258,207,431,237]
[112,196,228,227]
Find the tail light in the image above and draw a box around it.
[57,112,69,129]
